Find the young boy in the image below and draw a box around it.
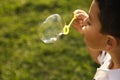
[72,0,120,80]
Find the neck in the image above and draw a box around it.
[109,51,120,69]
[108,39,120,69]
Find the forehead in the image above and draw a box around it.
[87,0,103,33]
[89,0,101,29]
[89,0,100,21]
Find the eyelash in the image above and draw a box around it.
[87,21,91,25]
[85,17,91,26]
[83,18,91,26]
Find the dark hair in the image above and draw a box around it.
[96,0,120,38]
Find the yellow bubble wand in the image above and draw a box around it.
[63,14,76,35]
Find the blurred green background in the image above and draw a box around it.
[0,0,98,80]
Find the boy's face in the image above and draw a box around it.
[82,0,107,50]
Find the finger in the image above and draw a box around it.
[73,9,86,14]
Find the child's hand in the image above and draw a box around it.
[72,9,88,33]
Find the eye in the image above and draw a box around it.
[86,17,91,25]
[84,18,91,26]
[87,20,91,25]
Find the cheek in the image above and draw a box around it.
[84,35,102,49]
[83,28,106,49]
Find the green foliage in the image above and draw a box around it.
[0,0,98,80]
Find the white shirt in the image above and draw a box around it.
[93,51,120,80]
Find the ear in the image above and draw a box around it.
[105,35,117,51]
